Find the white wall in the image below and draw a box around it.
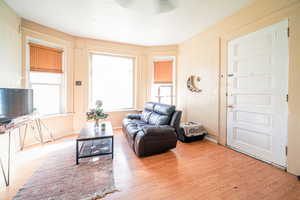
[0,0,22,187]
[178,0,300,175]
[0,0,21,88]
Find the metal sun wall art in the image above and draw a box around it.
[187,75,202,93]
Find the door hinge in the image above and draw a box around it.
[285,146,288,156]
[286,94,289,102]
[287,27,290,38]
[226,92,228,97]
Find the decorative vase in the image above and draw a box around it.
[101,122,106,131]
[95,119,100,127]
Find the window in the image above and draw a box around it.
[28,42,65,116]
[152,84,174,105]
[152,59,175,105]
[91,54,134,111]
[29,72,65,115]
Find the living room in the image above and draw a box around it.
[0,0,300,199]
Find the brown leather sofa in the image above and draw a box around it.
[122,102,182,157]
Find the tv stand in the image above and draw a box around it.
[0,119,12,125]
[0,130,11,187]
[0,116,54,186]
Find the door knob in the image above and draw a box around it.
[227,105,234,108]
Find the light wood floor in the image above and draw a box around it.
[0,130,299,200]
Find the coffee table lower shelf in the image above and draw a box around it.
[76,136,114,164]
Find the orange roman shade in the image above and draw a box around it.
[29,43,63,73]
[154,61,173,84]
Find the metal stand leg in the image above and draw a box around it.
[0,131,11,186]
[112,136,114,159]
[7,131,10,186]
[39,119,54,141]
[20,124,28,151]
[0,158,8,186]
[35,119,44,144]
[76,140,79,165]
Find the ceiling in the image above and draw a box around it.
[5,0,254,46]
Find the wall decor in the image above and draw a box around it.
[187,75,202,93]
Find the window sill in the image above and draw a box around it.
[105,108,137,113]
[38,113,74,119]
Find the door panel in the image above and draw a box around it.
[234,94,272,106]
[227,20,289,167]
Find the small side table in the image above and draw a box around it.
[76,122,114,165]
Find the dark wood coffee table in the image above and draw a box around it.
[76,121,113,164]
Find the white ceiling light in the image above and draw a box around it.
[115,0,179,14]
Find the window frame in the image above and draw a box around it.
[151,57,176,106]
[89,52,136,112]
[154,84,174,105]
[26,37,67,117]
[29,72,65,116]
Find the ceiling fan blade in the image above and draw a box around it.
[116,0,178,14]
[115,0,133,8]
[156,0,178,14]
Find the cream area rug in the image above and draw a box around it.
[13,140,118,200]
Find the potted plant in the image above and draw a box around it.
[86,100,109,129]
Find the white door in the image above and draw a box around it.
[227,20,289,167]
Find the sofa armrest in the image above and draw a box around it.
[142,126,175,137]
[126,113,141,120]
[134,126,177,157]
[170,110,182,136]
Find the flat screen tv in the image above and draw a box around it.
[0,88,33,124]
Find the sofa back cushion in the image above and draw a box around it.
[144,102,155,110]
[141,102,156,123]
[154,104,175,115]
[148,113,170,125]
[141,110,152,123]
[147,103,176,126]
[141,102,176,125]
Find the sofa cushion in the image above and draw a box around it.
[123,118,138,128]
[154,104,175,115]
[123,118,147,128]
[148,112,170,126]
[141,110,152,123]
[135,121,147,129]
[126,113,141,120]
[126,124,141,140]
[144,102,155,111]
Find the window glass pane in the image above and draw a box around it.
[152,84,159,97]
[30,72,62,84]
[32,84,61,115]
[159,86,172,97]
[91,54,134,110]
[154,97,160,103]
[160,97,172,105]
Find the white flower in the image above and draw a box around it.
[95,100,103,108]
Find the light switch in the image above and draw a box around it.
[75,81,82,86]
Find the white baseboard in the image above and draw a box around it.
[205,135,218,144]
